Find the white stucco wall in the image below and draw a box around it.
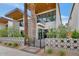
[69,4,79,31]
[8,21,13,27]
[56,4,62,29]
[8,18,24,32]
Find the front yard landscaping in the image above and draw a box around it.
[0,41,19,49]
[0,25,79,56]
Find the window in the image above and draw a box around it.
[47,11,56,22]
[38,29,45,39]
[38,29,42,39]
[21,31,24,37]
[19,20,23,27]
[37,10,56,24]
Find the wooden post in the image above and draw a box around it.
[24,4,28,45]
[29,4,37,47]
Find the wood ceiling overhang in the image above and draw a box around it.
[5,8,23,20]
[0,17,8,24]
[27,3,56,14]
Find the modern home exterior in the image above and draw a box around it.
[0,8,24,37]
[68,3,79,31]
[24,3,62,40]
[0,3,62,48]
[0,4,62,40]
[5,8,24,34]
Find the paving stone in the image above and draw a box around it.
[21,46,40,54]
[0,46,37,56]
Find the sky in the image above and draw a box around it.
[0,3,24,17]
[60,3,73,25]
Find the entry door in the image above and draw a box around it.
[38,29,43,39]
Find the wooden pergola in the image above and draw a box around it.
[24,3,56,46]
[2,4,56,46]
[27,3,56,14]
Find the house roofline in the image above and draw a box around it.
[5,8,23,17]
[58,3,62,25]
[0,17,19,23]
[68,3,75,25]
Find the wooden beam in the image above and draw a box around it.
[28,3,56,14]
[35,3,56,14]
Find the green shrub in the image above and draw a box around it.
[12,42,18,47]
[8,43,12,47]
[72,30,79,39]
[0,28,8,37]
[59,50,65,56]
[4,42,8,46]
[58,26,67,38]
[46,48,53,54]
[3,42,18,48]
[8,27,22,37]
[0,41,2,43]
[47,28,57,38]
[47,25,68,38]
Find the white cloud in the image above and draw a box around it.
[61,15,69,19]
[61,15,69,25]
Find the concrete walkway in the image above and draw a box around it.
[0,46,37,56]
